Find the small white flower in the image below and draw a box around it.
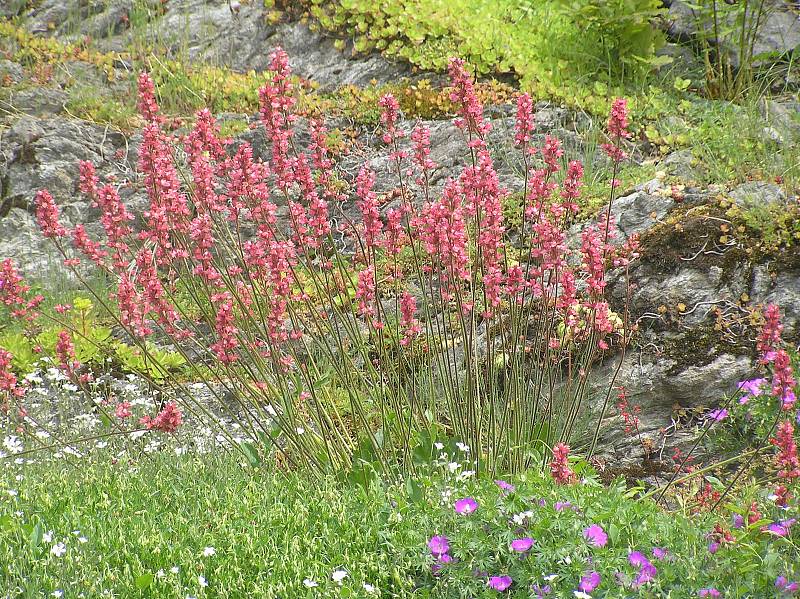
[563,555,572,565]
[302,579,318,588]
[7,489,17,497]
[544,574,558,582]
[296,427,305,435]
[3,435,23,454]
[574,592,592,599]
[434,442,444,450]
[170,566,180,574]
[332,569,348,583]
[78,536,88,544]
[156,569,165,578]
[202,546,216,557]
[447,462,460,472]
[43,531,53,543]
[363,583,377,593]
[95,441,108,449]
[50,542,67,557]
[52,591,64,598]
[456,442,470,453]
[198,575,208,587]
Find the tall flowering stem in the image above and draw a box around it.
[19,51,644,477]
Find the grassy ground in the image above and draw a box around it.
[1,446,798,598]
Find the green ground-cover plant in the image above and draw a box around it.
[0,448,798,597]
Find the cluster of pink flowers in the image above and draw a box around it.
[55,330,80,379]
[0,348,24,411]
[136,71,162,124]
[601,97,631,163]
[0,259,42,319]
[549,442,576,484]
[771,420,800,481]
[447,58,491,145]
[140,401,183,433]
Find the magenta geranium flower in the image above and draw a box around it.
[488,575,512,591]
[652,547,668,560]
[454,497,478,514]
[510,537,534,552]
[428,535,449,556]
[495,480,515,493]
[583,524,608,547]
[737,378,767,401]
[707,408,728,422]
[698,589,721,598]
[578,571,600,593]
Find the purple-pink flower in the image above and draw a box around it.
[495,479,515,493]
[776,575,800,594]
[652,547,668,560]
[578,571,601,593]
[455,497,478,515]
[698,589,721,597]
[510,537,534,552]
[583,524,608,548]
[708,408,728,422]
[428,535,449,557]
[488,575,513,591]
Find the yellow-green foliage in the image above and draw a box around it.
[284,0,665,114]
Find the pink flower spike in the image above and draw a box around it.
[454,497,478,515]
[583,524,608,548]
[488,575,512,592]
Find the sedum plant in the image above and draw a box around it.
[4,50,642,478]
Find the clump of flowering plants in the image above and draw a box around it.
[2,49,639,476]
[399,461,800,597]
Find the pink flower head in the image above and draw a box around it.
[379,93,404,148]
[510,537,534,552]
[35,189,67,238]
[601,98,630,162]
[514,93,535,147]
[698,589,721,598]
[549,442,576,484]
[771,420,800,480]
[136,71,162,123]
[578,571,600,593]
[583,524,608,548]
[140,401,182,433]
[428,535,449,557]
[454,497,478,515]
[652,547,668,560]
[488,575,512,592]
[115,401,132,419]
[447,58,490,143]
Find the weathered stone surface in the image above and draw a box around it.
[667,0,800,68]
[729,180,786,208]
[0,87,67,117]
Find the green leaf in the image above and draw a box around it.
[405,478,423,503]
[240,442,261,467]
[29,522,42,548]
[135,573,154,589]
